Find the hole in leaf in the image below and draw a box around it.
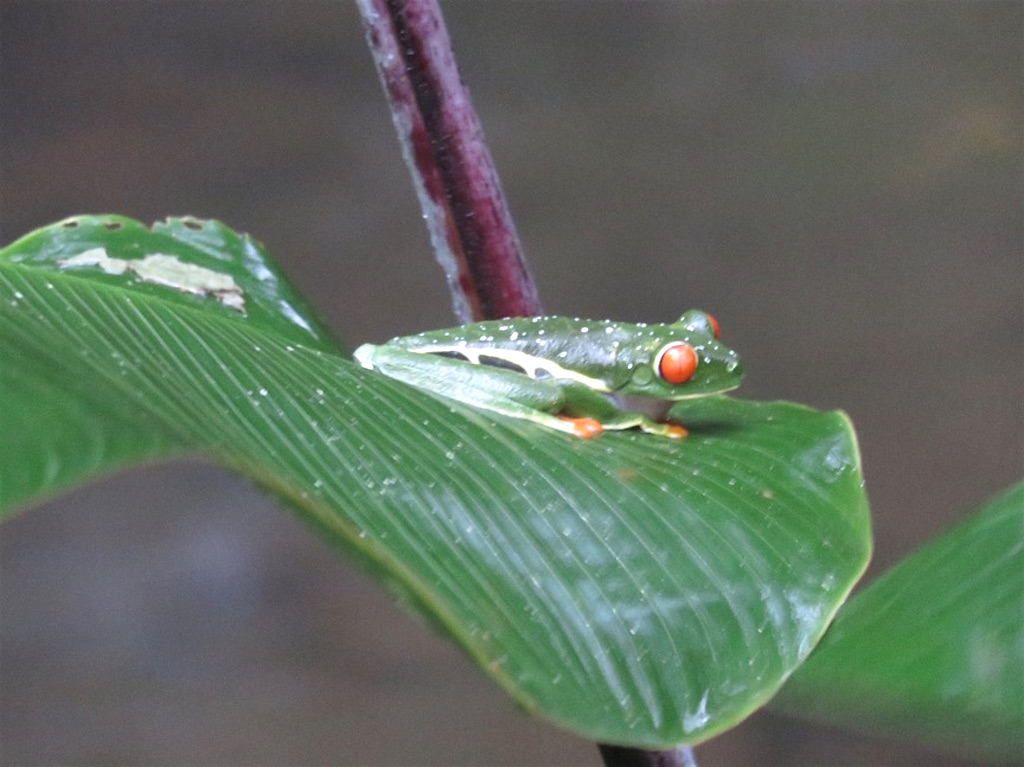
[62,219,79,228]
[103,221,122,231]
[182,219,203,231]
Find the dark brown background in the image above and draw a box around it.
[1,2,1020,765]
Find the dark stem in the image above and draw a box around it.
[598,744,698,767]
[357,4,692,765]
[355,0,542,322]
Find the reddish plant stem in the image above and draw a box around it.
[356,4,694,764]
[355,0,542,322]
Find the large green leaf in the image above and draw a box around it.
[0,216,871,747]
[776,481,1024,757]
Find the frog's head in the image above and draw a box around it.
[615,310,744,400]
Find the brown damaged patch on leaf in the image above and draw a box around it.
[58,248,245,312]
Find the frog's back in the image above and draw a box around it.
[388,316,633,376]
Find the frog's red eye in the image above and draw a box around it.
[657,343,698,385]
[706,313,720,339]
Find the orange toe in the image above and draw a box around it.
[663,424,688,439]
[558,416,604,439]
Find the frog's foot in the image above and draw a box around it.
[635,419,688,439]
[557,415,604,439]
[661,423,688,439]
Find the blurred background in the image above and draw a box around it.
[0,2,1020,765]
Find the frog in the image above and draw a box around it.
[353,309,743,439]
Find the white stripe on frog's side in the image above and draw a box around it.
[416,345,610,392]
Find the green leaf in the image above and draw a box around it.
[0,216,871,747]
[776,481,1024,757]
[0,214,333,512]
[0,337,183,511]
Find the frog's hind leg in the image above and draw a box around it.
[358,347,585,432]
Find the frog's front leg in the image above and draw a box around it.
[557,384,688,439]
[629,418,688,440]
[600,393,689,439]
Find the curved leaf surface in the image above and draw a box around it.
[0,339,183,511]
[0,216,871,747]
[0,215,333,512]
[776,481,1024,757]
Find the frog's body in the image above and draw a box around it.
[354,310,742,439]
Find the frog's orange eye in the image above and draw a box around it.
[657,343,698,385]
[706,313,720,339]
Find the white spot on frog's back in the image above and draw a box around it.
[58,248,245,312]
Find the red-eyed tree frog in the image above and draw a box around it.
[353,310,743,439]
